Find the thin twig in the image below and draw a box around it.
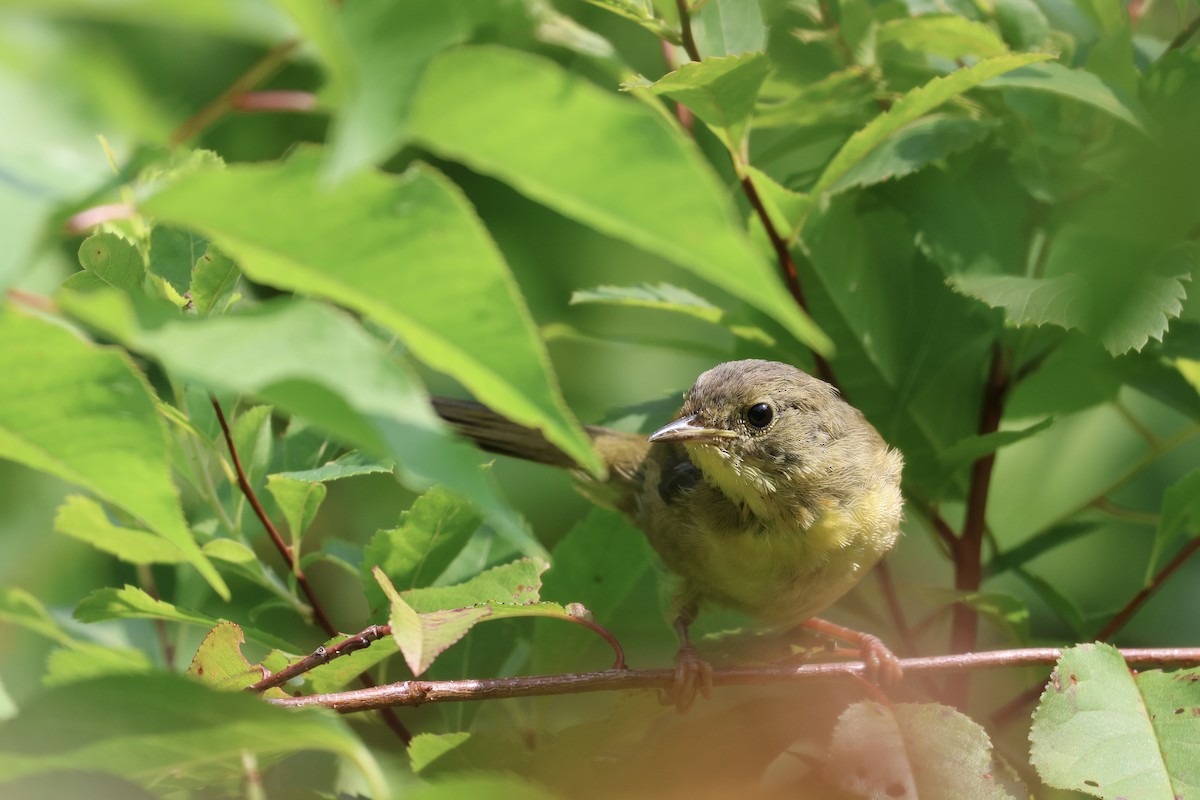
[138,564,176,668]
[1167,12,1200,53]
[170,39,300,146]
[210,395,412,742]
[946,343,1008,707]
[210,395,337,636]
[232,91,319,113]
[267,647,1200,713]
[674,0,701,62]
[874,561,915,656]
[1095,530,1200,641]
[249,625,390,693]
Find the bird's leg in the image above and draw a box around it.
[660,602,713,713]
[800,617,902,687]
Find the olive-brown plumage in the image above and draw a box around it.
[433,359,904,701]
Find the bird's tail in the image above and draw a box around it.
[431,397,584,470]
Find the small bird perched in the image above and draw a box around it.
[434,359,904,707]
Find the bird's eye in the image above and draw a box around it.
[746,402,773,429]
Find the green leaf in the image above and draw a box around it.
[829,114,997,194]
[185,622,278,693]
[1031,643,1200,798]
[0,310,226,597]
[1013,567,1087,638]
[572,283,724,323]
[952,272,1189,355]
[409,732,471,774]
[148,226,207,295]
[314,0,471,179]
[73,586,295,652]
[188,246,239,316]
[43,644,154,687]
[983,62,1150,133]
[377,559,573,675]
[985,521,1101,577]
[75,232,143,293]
[407,45,829,353]
[142,147,602,477]
[810,52,1051,201]
[643,52,770,138]
[0,674,385,796]
[875,14,1010,59]
[0,588,73,647]
[273,450,393,482]
[54,495,187,564]
[59,292,540,557]
[361,487,482,614]
[265,474,327,550]
[691,0,766,56]
[403,774,562,800]
[1147,469,1200,578]
[938,417,1054,480]
[826,701,1021,799]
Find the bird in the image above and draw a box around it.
[432,359,904,708]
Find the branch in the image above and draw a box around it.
[1096,529,1200,641]
[210,395,336,636]
[1167,12,1200,54]
[249,625,390,693]
[210,397,413,743]
[268,647,1200,713]
[674,0,701,62]
[170,39,300,146]
[947,343,1008,706]
[232,90,318,114]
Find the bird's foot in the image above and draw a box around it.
[659,643,713,713]
[799,617,902,688]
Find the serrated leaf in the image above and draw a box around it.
[0,310,226,597]
[142,147,601,477]
[148,226,207,295]
[403,558,548,613]
[76,232,143,293]
[0,674,385,796]
[266,475,326,550]
[983,61,1150,133]
[809,52,1051,202]
[829,115,997,194]
[644,52,770,138]
[1031,643,1200,798]
[876,14,1010,59]
[952,272,1189,355]
[826,701,1020,799]
[59,292,541,558]
[361,487,482,614]
[189,246,239,316]
[273,450,393,482]
[73,586,295,652]
[407,45,829,353]
[54,495,187,564]
[571,283,723,323]
[185,622,271,691]
[202,538,257,564]
[741,166,812,233]
[1147,469,1200,578]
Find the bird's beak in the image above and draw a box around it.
[648,414,736,444]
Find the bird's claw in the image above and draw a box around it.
[857,632,902,688]
[659,644,713,713]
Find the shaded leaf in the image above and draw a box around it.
[148,226,206,295]
[142,147,602,476]
[985,521,1101,577]
[830,114,997,193]
[826,701,1021,799]
[265,474,327,549]
[810,52,1050,201]
[1147,469,1200,578]
[54,495,187,564]
[74,233,143,293]
[59,293,540,557]
[692,0,765,56]
[876,14,1009,59]
[188,246,239,316]
[0,674,385,796]
[361,487,482,614]
[44,644,154,687]
[407,45,829,353]
[0,310,226,597]
[273,450,393,482]
[983,61,1150,133]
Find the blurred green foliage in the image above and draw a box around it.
[1,0,1199,797]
